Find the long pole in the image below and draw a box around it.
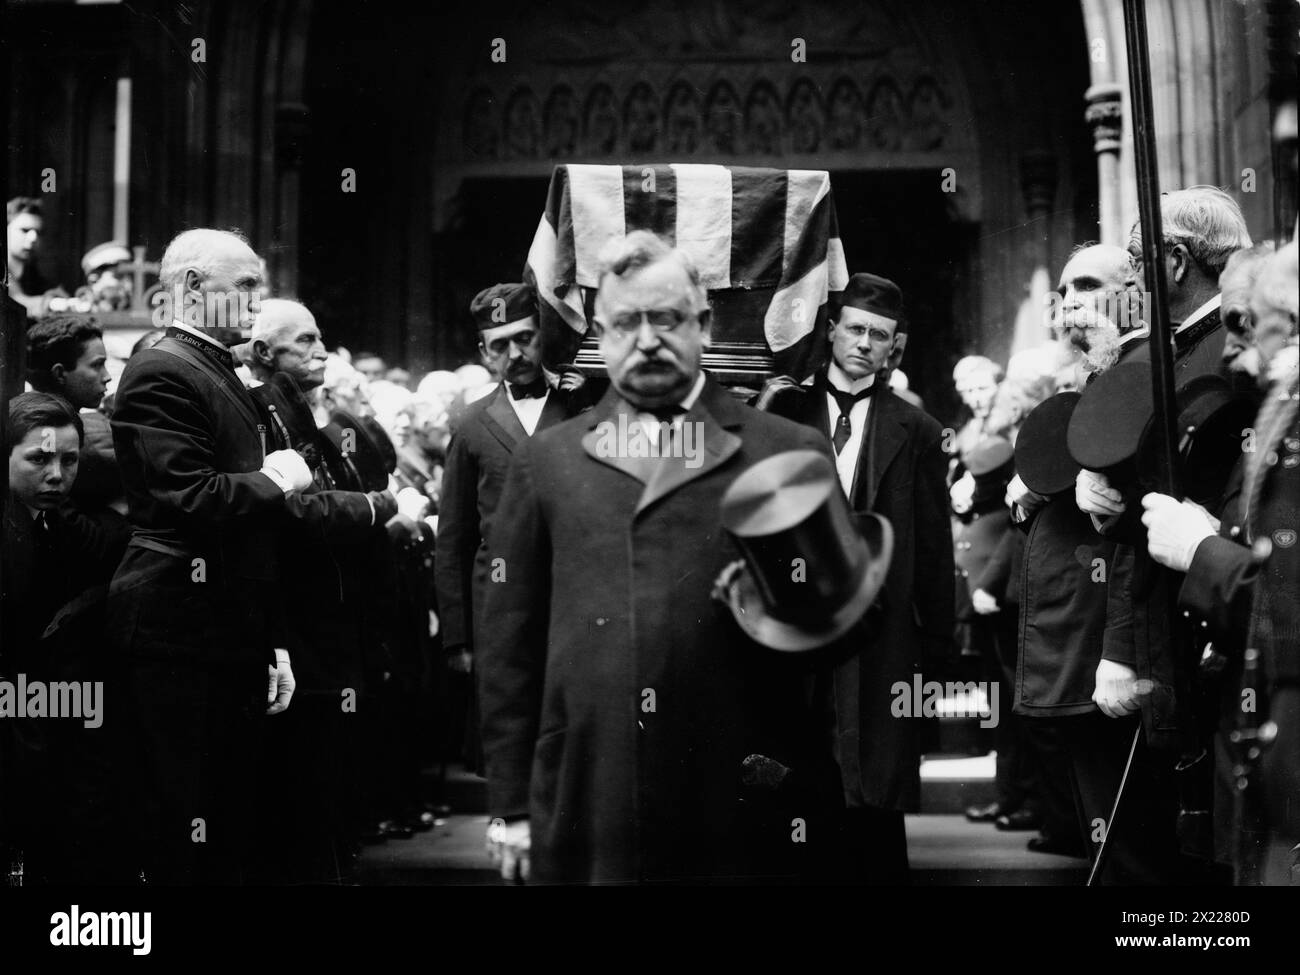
[1122,0,1181,499]
[1087,0,1184,888]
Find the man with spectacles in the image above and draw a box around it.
[762,271,953,883]
[477,231,837,884]
[435,283,587,686]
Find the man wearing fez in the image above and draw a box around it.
[1141,241,1298,884]
[435,282,586,679]
[763,272,953,882]
[477,231,835,884]
[107,228,313,884]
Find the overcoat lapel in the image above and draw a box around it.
[855,389,908,512]
[482,385,527,453]
[579,378,742,515]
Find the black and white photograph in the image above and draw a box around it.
[1,0,1297,958]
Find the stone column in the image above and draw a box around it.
[1086,83,1124,245]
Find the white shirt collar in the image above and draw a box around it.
[1176,293,1221,334]
[678,372,706,412]
[828,360,877,395]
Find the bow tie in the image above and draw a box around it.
[508,377,549,400]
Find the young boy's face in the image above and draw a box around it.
[9,424,80,510]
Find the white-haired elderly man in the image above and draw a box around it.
[240,297,411,881]
[477,231,839,884]
[107,228,315,884]
[1068,188,1253,883]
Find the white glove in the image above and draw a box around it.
[971,588,999,615]
[1075,469,1126,517]
[486,817,531,882]
[1092,658,1149,718]
[267,649,296,715]
[1006,474,1048,515]
[395,486,429,521]
[950,472,975,515]
[261,448,312,495]
[1141,493,1216,573]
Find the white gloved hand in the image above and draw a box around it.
[1141,493,1216,573]
[267,649,296,715]
[261,448,312,495]
[486,817,531,882]
[1006,474,1048,515]
[1075,469,1126,517]
[395,486,429,521]
[1092,658,1149,718]
[971,588,999,615]
[950,472,975,515]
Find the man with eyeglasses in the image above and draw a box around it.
[477,231,838,884]
[763,272,953,883]
[435,283,587,683]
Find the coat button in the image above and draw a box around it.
[1229,525,1241,538]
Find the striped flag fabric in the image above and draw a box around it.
[525,164,849,380]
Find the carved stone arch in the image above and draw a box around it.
[582,83,619,156]
[503,87,542,159]
[906,74,950,152]
[702,79,742,156]
[743,80,782,156]
[623,81,659,154]
[785,77,825,154]
[543,85,579,158]
[663,80,702,155]
[865,76,907,151]
[824,77,864,151]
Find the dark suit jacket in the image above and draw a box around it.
[435,382,578,654]
[771,373,954,811]
[248,380,398,694]
[107,333,292,664]
[478,378,836,883]
[1099,302,1240,748]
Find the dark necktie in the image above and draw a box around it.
[508,377,548,400]
[829,383,876,455]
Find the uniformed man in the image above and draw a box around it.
[107,228,312,884]
[1141,240,1298,885]
[243,298,401,882]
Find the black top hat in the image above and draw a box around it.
[967,437,1015,506]
[1015,392,1082,496]
[322,409,397,492]
[1067,361,1151,483]
[1136,373,1259,505]
[717,449,893,652]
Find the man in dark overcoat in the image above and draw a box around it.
[478,231,836,884]
[763,272,953,882]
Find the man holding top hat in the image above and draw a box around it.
[762,271,953,882]
[476,231,885,884]
[435,282,588,681]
